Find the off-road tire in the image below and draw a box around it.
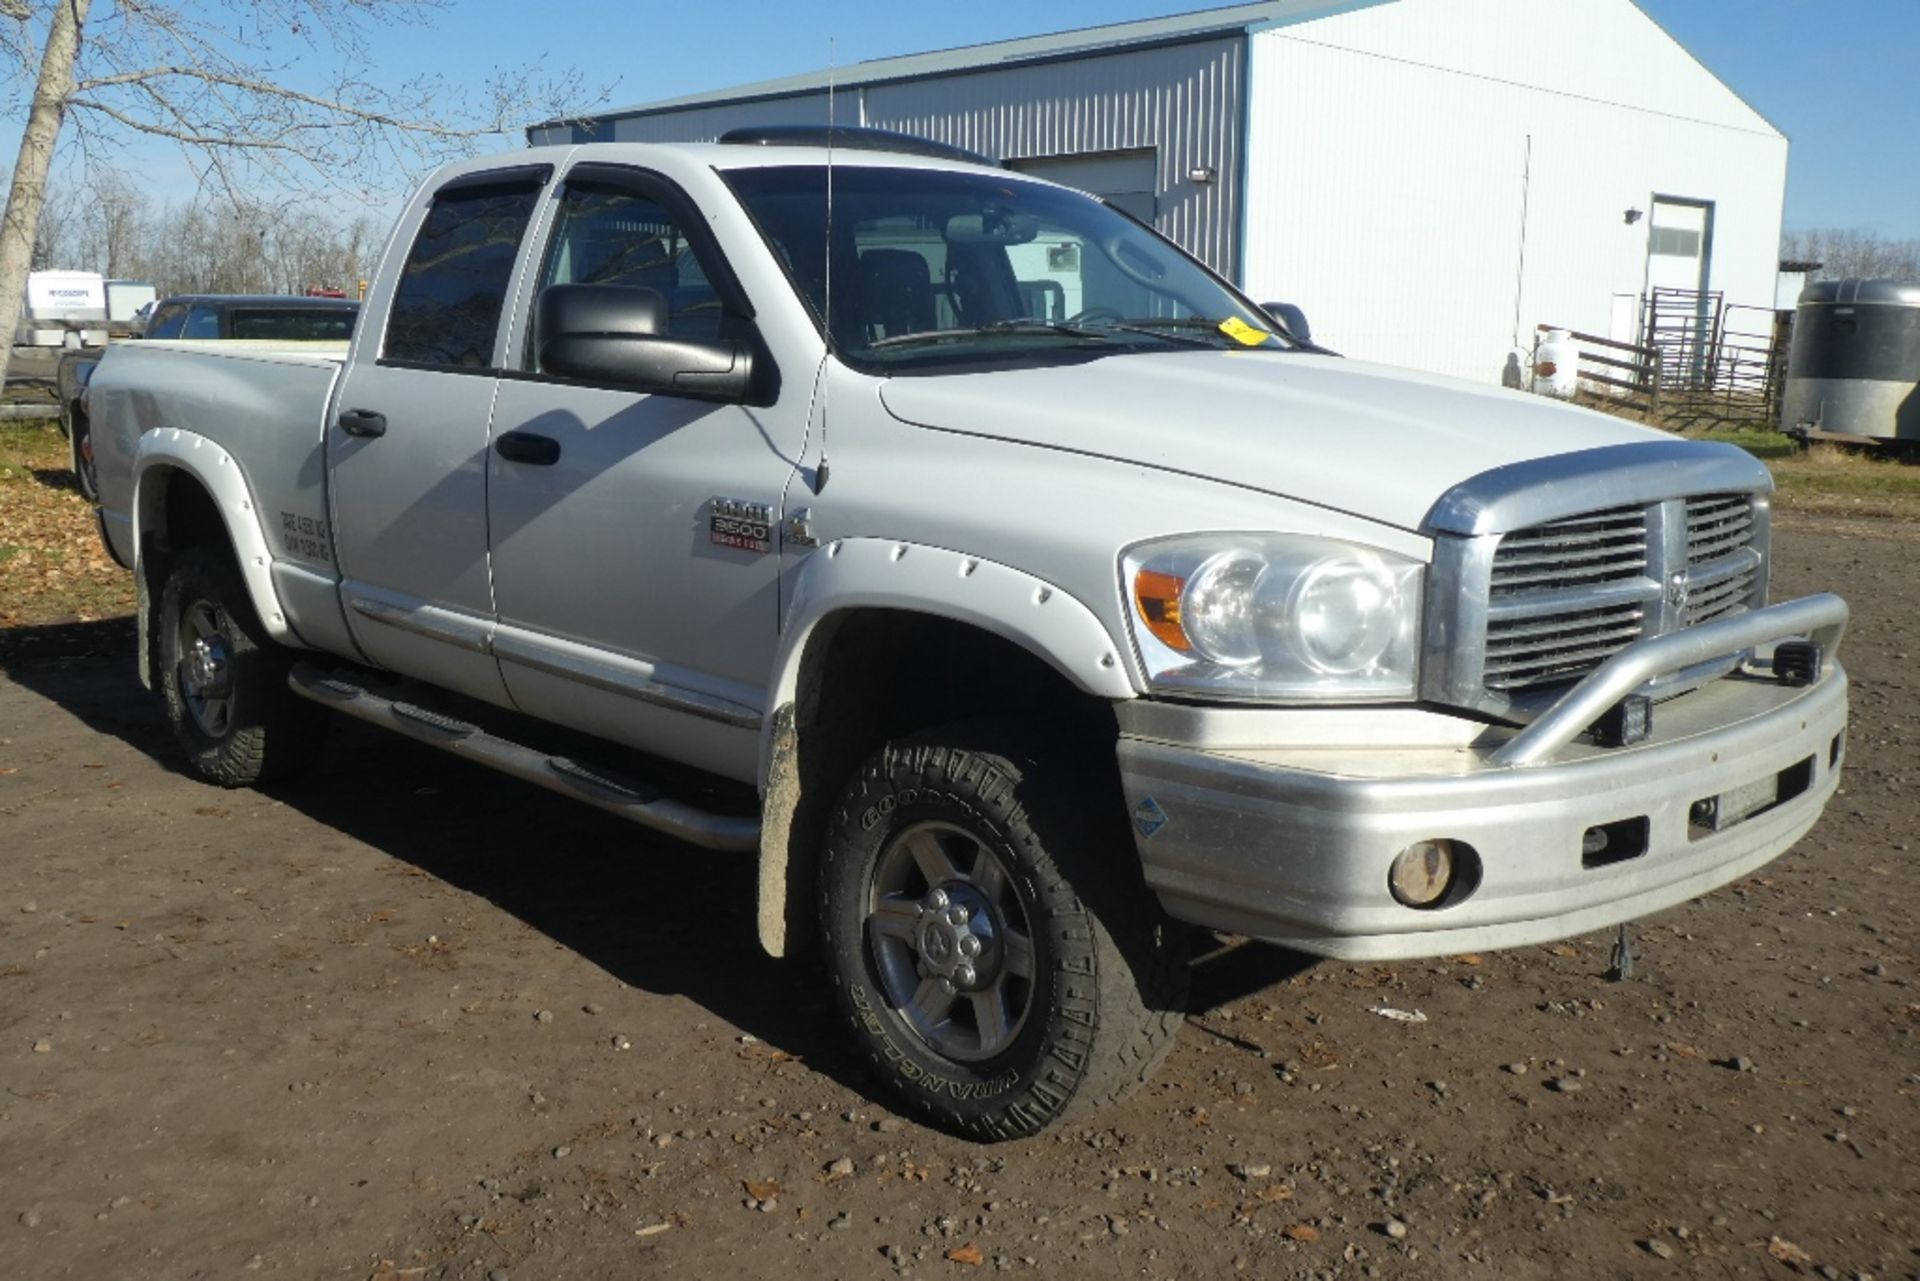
[158,546,327,787]
[819,724,1189,1141]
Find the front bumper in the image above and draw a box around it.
[1118,594,1849,960]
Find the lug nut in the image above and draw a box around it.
[946,907,968,926]
[927,888,949,910]
[955,964,977,987]
[939,977,957,995]
[958,935,981,958]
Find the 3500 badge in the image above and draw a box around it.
[710,497,773,554]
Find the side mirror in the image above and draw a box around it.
[1261,301,1312,344]
[538,283,754,401]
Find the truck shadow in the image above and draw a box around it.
[2,616,1318,1110]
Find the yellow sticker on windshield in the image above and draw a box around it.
[1217,316,1271,347]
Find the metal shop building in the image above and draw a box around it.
[531,0,1788,386]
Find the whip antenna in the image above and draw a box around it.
[816,36,836,494]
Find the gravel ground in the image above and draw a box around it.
[0,516,1914,1280]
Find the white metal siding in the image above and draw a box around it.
[1242,0,1786,382]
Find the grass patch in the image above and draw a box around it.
[1575,399,1920,522]
[0,420,134,627]
[1685,428,1920,521]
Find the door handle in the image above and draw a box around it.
[338,409,387,438]
[495,431,561,466]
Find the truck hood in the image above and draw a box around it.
[877,350,1658,531]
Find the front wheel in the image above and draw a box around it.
[819,727,1189,1140]
[157,547,327,787]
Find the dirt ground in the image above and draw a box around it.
[1,516,1915,1281]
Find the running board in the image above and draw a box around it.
[288,663,760,853]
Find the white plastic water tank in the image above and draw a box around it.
[1533,328,1579,399]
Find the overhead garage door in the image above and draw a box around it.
[1008,149,1159,224]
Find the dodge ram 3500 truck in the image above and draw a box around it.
[89,127,1849,1140]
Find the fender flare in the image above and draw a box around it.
[133,428,294,645]
[753,537,1137,956]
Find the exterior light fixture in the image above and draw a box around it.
[1189,165,1217,184]
[1624,207,1644,225]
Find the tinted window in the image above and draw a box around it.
[231,308,358,341]
[536,183,724,352]
[182,306,222,339]
[385,182,541,368]
[146,303,187,339]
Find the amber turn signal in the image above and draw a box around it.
[1132,569,1191,652]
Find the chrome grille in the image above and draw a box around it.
[1475,494,1764,699]
[1484,601,1647,691]
[1686,493,1756,565]
[1419,441,1774,721]
[1489,505,1648,592]
[1684,566,1757,627]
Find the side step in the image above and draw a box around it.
[288,663,760,853]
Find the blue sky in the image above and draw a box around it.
[15,0,1920,236]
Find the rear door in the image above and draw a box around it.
[326,165,551,704]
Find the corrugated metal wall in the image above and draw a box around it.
[538,39,1247,282]
[1242,0,1788,383]
[863,40,1245,281]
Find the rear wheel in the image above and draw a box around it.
[70,409,98,502]
[819,725,1189,1140]
[157,547,327,786]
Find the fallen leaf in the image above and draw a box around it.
[1766,1236,1813,1268]
[634,1222,671,1238]
[946,1243,985,1265]
[1255,1184,1295,1202]
[0,767,17,776]
[742,1179,781,1202]
[1453,953,1483,966]
[1282,1224,1320,1242]
[1548,944,1579,958]
[1666,1042,1705,1059]
[192,805,230,819]
[1369,1006,1428,1023]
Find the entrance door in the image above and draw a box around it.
[1644,197,1715,384]
[1645,198,1712,294]
[328,167,548,705]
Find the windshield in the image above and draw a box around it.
[724,165,1291,372]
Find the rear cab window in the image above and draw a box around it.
[384,168,548,369]
[231,309,358,341]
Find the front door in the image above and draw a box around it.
[484,166,800,782]
[328,167,549,704]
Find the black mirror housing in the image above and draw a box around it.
[537,283,756,401]
[1261,301,1312,343]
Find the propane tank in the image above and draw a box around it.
[1533,329,1578,399]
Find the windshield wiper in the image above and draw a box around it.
[865,320,1116,352]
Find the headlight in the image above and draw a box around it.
[1123,534,1424,701]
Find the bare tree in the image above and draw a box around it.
[82,168,147,278]
[0,0,599,383]
[1781,228,1920,284]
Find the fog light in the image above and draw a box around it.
[1773,639,1822,686]
[1590,695,1652,748]
[1390,840,1455,908]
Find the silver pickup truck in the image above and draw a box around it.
[89,128,1849,1141]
